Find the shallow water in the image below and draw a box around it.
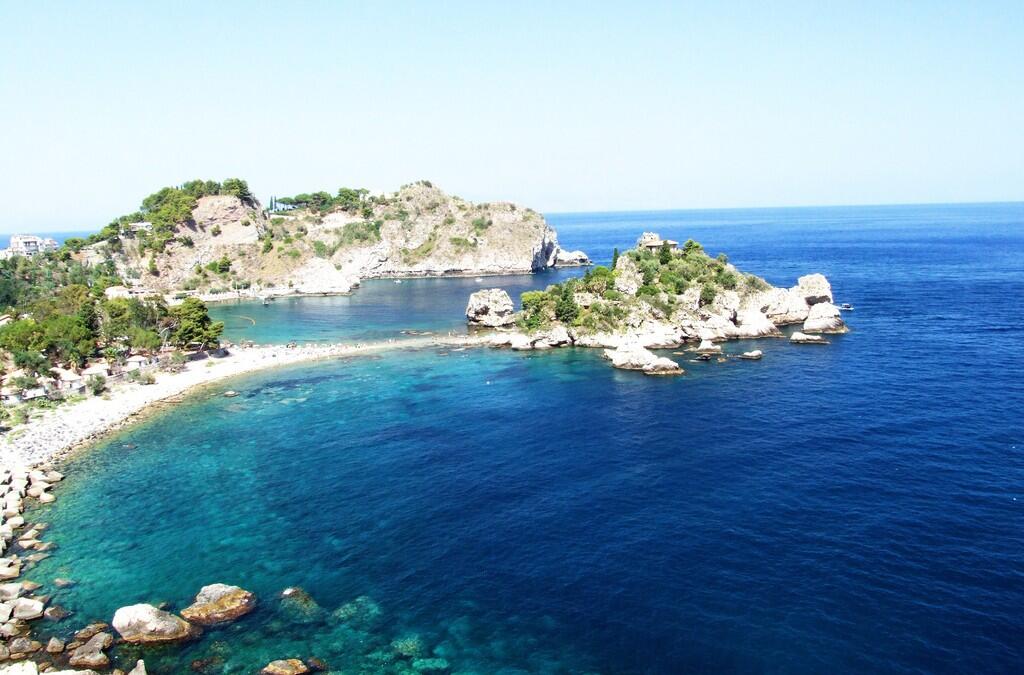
[28,203,1024,673]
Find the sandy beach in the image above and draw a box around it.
[0,335,487,470]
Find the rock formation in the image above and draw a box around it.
[467,233,847,372]
[603,344,684,375]
[465,289,516,327]
[83,181,589,301]
[180,583,257,625]
[112,603,200,643]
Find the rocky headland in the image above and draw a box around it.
[465,232,848,374]
[80,180,589,303]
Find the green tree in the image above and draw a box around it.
[221,178,253,202]
[168,298,223,349]
[555,287,580,324]
[41,315,94,366]
[659,241,673,265]
[611,247,619,268]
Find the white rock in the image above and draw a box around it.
[802,302,847,334]
[127,660,147,675]
[0,661,39,675]
[795,273,833,305]
[790,331,828,344]
[695,339,722,354]
[12,596,44,620]
[112,603,198,643]
[603,344,683,375]
[465,289,515,327]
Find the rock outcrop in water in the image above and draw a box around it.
[112,603,200,643]
[467,233,847,371]
[180,583,257,625]
[81,180,588,301]
[466,289,516,327]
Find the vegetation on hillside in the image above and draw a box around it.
[77,178,254,254]
[515,239,769,333]
[0,249,223,414]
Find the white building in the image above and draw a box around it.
[0,234,60,259]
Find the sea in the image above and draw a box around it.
[25,203,1024,673]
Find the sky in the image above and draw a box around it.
[0,1,1022,232]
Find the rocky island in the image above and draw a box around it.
[466,232,848,374]
[72,179,588,301]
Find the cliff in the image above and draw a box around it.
[80,181,588,298]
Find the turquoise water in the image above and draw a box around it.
[209,271,585,346]
[25,203,1024,673]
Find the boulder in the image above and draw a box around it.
[180,583,257,625]
[68,631,112,668]
[11,596,44,620]
[260,660,309,675]
[795,274,833,305]
[733,308,782,338]
[790,331,829,344]
[738,350,763,360]
[554,248,590,266]
[802,302,847,334]
[603,344,683,376]
[0,662,38,675]
[695,339,722,354]
[465,289,515,327]
[127,660,147,675]
[0,557,21,580]
[112,603,199,643]
[46,636,64,653]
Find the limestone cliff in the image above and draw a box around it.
[80,181,589,299]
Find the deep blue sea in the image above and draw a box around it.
[28,203,1024,674]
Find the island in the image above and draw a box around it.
[466,232,848,374]
[69,178,589,302]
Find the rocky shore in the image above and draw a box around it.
[464,232,850,374]
[0,333,503,673]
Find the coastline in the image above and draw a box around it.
[1,335,488,470]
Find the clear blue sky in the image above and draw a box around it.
[1,1,1021,232]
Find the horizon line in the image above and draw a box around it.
[3,198,1022,235]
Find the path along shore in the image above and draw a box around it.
[1,334,488,470]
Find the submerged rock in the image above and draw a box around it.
[260,659,309,675]
[465,289,516,327]
[391,634,426,658]
[331,595,382,629]
[11,596,44,620]
[181,583,257,625]
[112,603,200,643]
[278,587,325,625]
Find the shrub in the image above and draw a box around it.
[700,282,717,306]
[211,225,222,236]
[86,374,106,395]
[555,288,580,324]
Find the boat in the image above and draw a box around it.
[839,303,854,311]
[394,280,402,284]
[475,277,483,282]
